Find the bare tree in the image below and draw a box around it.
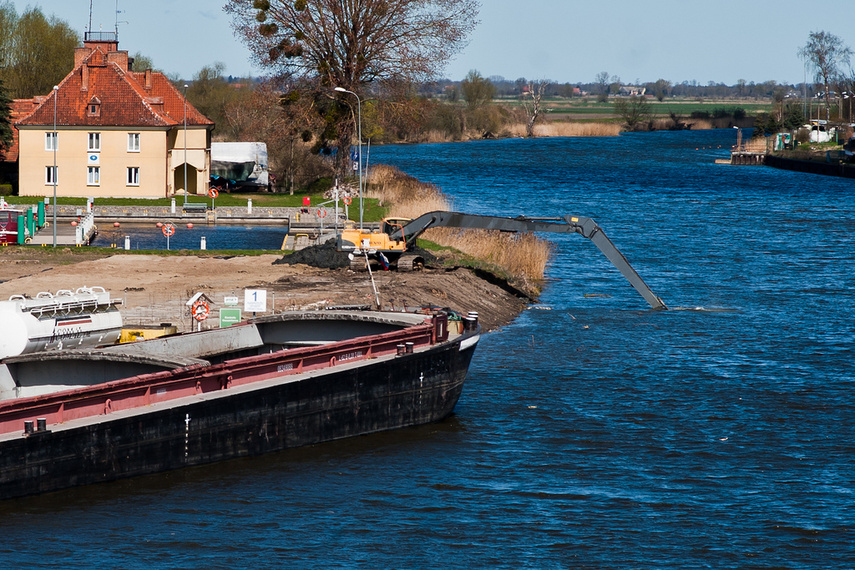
[799,31,852,122]
[225,0,480,175]
[520,79,550,137]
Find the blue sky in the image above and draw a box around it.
[29,0,855,86]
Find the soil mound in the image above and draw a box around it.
[274,242,350,269]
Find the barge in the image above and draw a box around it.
[0,309,480,500]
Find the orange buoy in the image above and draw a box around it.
[113,222,120,227]
[71,221,78,226]
[186,223,194,229]
[156,222,163,228]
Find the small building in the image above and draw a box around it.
[618,86,646,97]
[14,32,214,199]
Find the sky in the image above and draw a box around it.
[25,0,855,86]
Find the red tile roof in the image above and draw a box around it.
[15,46,212,129]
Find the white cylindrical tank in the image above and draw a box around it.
[0,287,123,359]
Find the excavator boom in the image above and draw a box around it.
[391,211,667,310]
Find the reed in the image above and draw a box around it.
[504,121,622,137]
[533,121,622,137]
[366,165,552,290]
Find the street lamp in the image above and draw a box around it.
[183,84,188,206]
[52,85,58,247]
[334,86,362,230]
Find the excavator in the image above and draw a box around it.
[336,211,667,310]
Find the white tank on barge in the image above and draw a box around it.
[0,286,122,359]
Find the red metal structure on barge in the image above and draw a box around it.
[0,309,480,500]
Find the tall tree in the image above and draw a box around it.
[613,95,651,131]
[460,70,495,107]
[185,63,251,136]
[225,0,480,174]
[799,31,852,122]
[0,77,13,157]
[2,7,78,99]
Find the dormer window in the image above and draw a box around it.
[87,97,101,117]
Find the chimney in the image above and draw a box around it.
[106,50,129,71]
[145,69,152,90]
[74,46,90,67]
[81,64,89,92]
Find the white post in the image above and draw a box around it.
[171,198,176,214]
[124,236,130,250]
[247,198,253,214]
[200,236,207,250]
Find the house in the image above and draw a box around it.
[14,32,213,199]
[618,85,646,97]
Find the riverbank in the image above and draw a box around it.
[0,248,530,333]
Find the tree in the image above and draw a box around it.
[0,77,13,158]
[460,70,495,107]
[130,52,157,73]
[652,78,671,102]
[520,79,550,137]
[799,31,852,122]
[595,71,609,102]
[1,7,77,99]
[613,95,651,131]
[225,0,479,175]
[185,63,251,136]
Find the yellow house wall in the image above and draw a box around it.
[18,126,211,198]
[18,127,169,198]
[168,127,210,196]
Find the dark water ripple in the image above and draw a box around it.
[2,130,855,568]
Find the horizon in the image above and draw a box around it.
[25,1,855,87]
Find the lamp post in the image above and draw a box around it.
[52,85,58,247]
[183,84,188,207]
[334,87,362,230]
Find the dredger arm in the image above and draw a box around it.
[391,211,667,310]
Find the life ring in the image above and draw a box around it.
[192,299,210,321]
[342,196,352,205]
[317,208,327,218]
[162,223,176,237]
[208,187,219,199]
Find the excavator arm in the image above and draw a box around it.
[391,211,667,310]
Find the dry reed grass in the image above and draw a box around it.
[366,164,552,290]
[504,121,621,138]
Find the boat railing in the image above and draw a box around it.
[0,316,460,436]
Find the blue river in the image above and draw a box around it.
[2,130,853,568]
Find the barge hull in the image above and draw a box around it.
[0,338,474,500]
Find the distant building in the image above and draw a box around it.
[618,86,647,97]
[13,32,213,198]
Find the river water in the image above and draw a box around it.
[2,130,854,568]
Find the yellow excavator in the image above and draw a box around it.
[336,211,667,310]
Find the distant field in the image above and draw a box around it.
[499,96,773,120]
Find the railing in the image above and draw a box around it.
[0,320,446,436]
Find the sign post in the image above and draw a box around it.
[162,222,175,250]
[244,289,267,317]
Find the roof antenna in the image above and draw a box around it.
[88,0,93,34]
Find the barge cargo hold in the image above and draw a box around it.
[0,309,480,500]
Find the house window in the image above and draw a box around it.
[88,132,100,152]
[128,133,140,152]
[45,166,58,185]
[87,166,100,186]
[127,167,139,186]
[45,132,58,151]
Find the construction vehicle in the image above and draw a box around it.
[337,211,667,310]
